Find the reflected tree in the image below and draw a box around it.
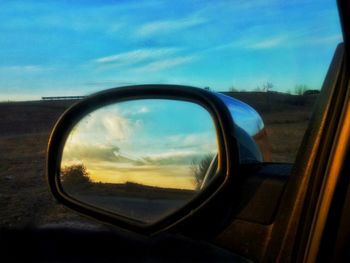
[191,154,214,190]
[61,164,92,190]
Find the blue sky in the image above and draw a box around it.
[0,0,343,101]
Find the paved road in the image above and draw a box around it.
[74,194,190,223]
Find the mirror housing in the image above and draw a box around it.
[47,84,239,235]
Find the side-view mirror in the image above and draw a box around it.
[47,85,240,235]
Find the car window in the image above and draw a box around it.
[0,0,343,227]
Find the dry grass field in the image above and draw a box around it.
[0,100,92,228]
[0,92,317,228]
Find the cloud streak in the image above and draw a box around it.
[135,16,206,37]
[0,65,46,73]
[303,34,342,46]
[214,31,342,52]
[135,56,196,72]
[94,48,179,65]
[247,36,287,49]
[94,47,196,73]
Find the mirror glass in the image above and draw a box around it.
[60,99,218,224]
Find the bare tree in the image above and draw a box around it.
[254,86,262,92]
[260,82,274,111]
[229,86,238,92]
[263,82,274,92]
[191,154,214,190]
[294,84,308,95]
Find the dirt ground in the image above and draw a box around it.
[0,92,317,228]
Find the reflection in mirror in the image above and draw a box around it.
[60,99,218,224]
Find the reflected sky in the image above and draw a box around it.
[61,99,218,190]
[0,0,342,100]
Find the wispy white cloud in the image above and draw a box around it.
[303,34,342,46]
[94,48,179,65]
[0,1,155,33]
[211,32,285,51]
[0,65,46,73]
[135,56,196,72]
[135,16,206,37]
[214,31,342,52]
[247,36,286,49]
[200,0,280,13]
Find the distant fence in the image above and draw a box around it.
[42,96,86,101]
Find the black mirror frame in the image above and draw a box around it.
[47,84,239,235]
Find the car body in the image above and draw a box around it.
[215,92,270,162]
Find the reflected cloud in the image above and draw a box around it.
[63,144,120,163]
[63,139,215,168]
[138,106,150,114]
[68,108,141,144]
[142,150,204,166]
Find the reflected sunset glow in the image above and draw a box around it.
[61,99,218,190]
